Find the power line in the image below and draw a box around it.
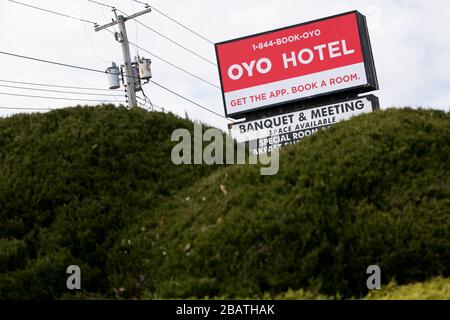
[83,21,113,63]
[5,1,220,90]
[139,86,153,109]
[0,92,125,103]
[104,28,220,89]
[0,106,52,111]
[8,0,221,89]
[132,0,214,45]
[88,0,119,33]
[8,0,98,25]
[136,100,150,111]
[129,0,141,57]
[0,52,227,121]
[88,1,216,66]
[88,0,115,9]
[133,18,216,66]
[0,79,116,92]
[149,80,232,122]
[0,50,139,81]
[0,48,218,98]
[125,38,221,89]
[112,8,216,66]
[136,96,164,112]
[0,51,106,75]
[0,84,125,97]
[131,0,149,6]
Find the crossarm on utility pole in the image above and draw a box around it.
[94,8,151,32]
[124,8,152,22]
[94,20,119,32]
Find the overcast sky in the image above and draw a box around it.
[1,0,449,130]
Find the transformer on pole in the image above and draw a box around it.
[95,7,152,108]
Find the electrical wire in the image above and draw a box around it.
[140,86,154,109]
[136,95,152,110]
[0,51,106,75]
[0,84,124,97]
[0,53,227,122]
[136,100,150,111]
[0,79,117,92]
[0,51,139,80]
[88,0,115,9]
[84,21,113,63]
[149,80,232,122]
[130,0,140,57]
[125,39,221,89]
[0,92,125,103]
[88,0,119,33]
[101,5,216,66]
[6,0,221,90]
[137,96,163,112]
[103,28,220,89]
[132,0,214,45]
[8,0,98,25]
[131,0,148,6]
[0,106,52,111]
[132,18,217,66]
[8,0,221,89]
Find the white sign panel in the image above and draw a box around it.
[230,95,379,155]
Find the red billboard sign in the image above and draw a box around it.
[215,11,378,117]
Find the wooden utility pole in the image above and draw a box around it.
[95,7,151,108]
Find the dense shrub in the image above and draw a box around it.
[0,105,220,299]
[0,238,27,272]
[0,249,74,300]
[0,106,448,299]
[257,277,450,300]
[365,277,450,300]
[113,108,450,299]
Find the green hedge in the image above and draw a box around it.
[112,108,450,299]
[0,238,27,272]
[0,105,220,299]
[365,277,450,300]
[1,106,449,299]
